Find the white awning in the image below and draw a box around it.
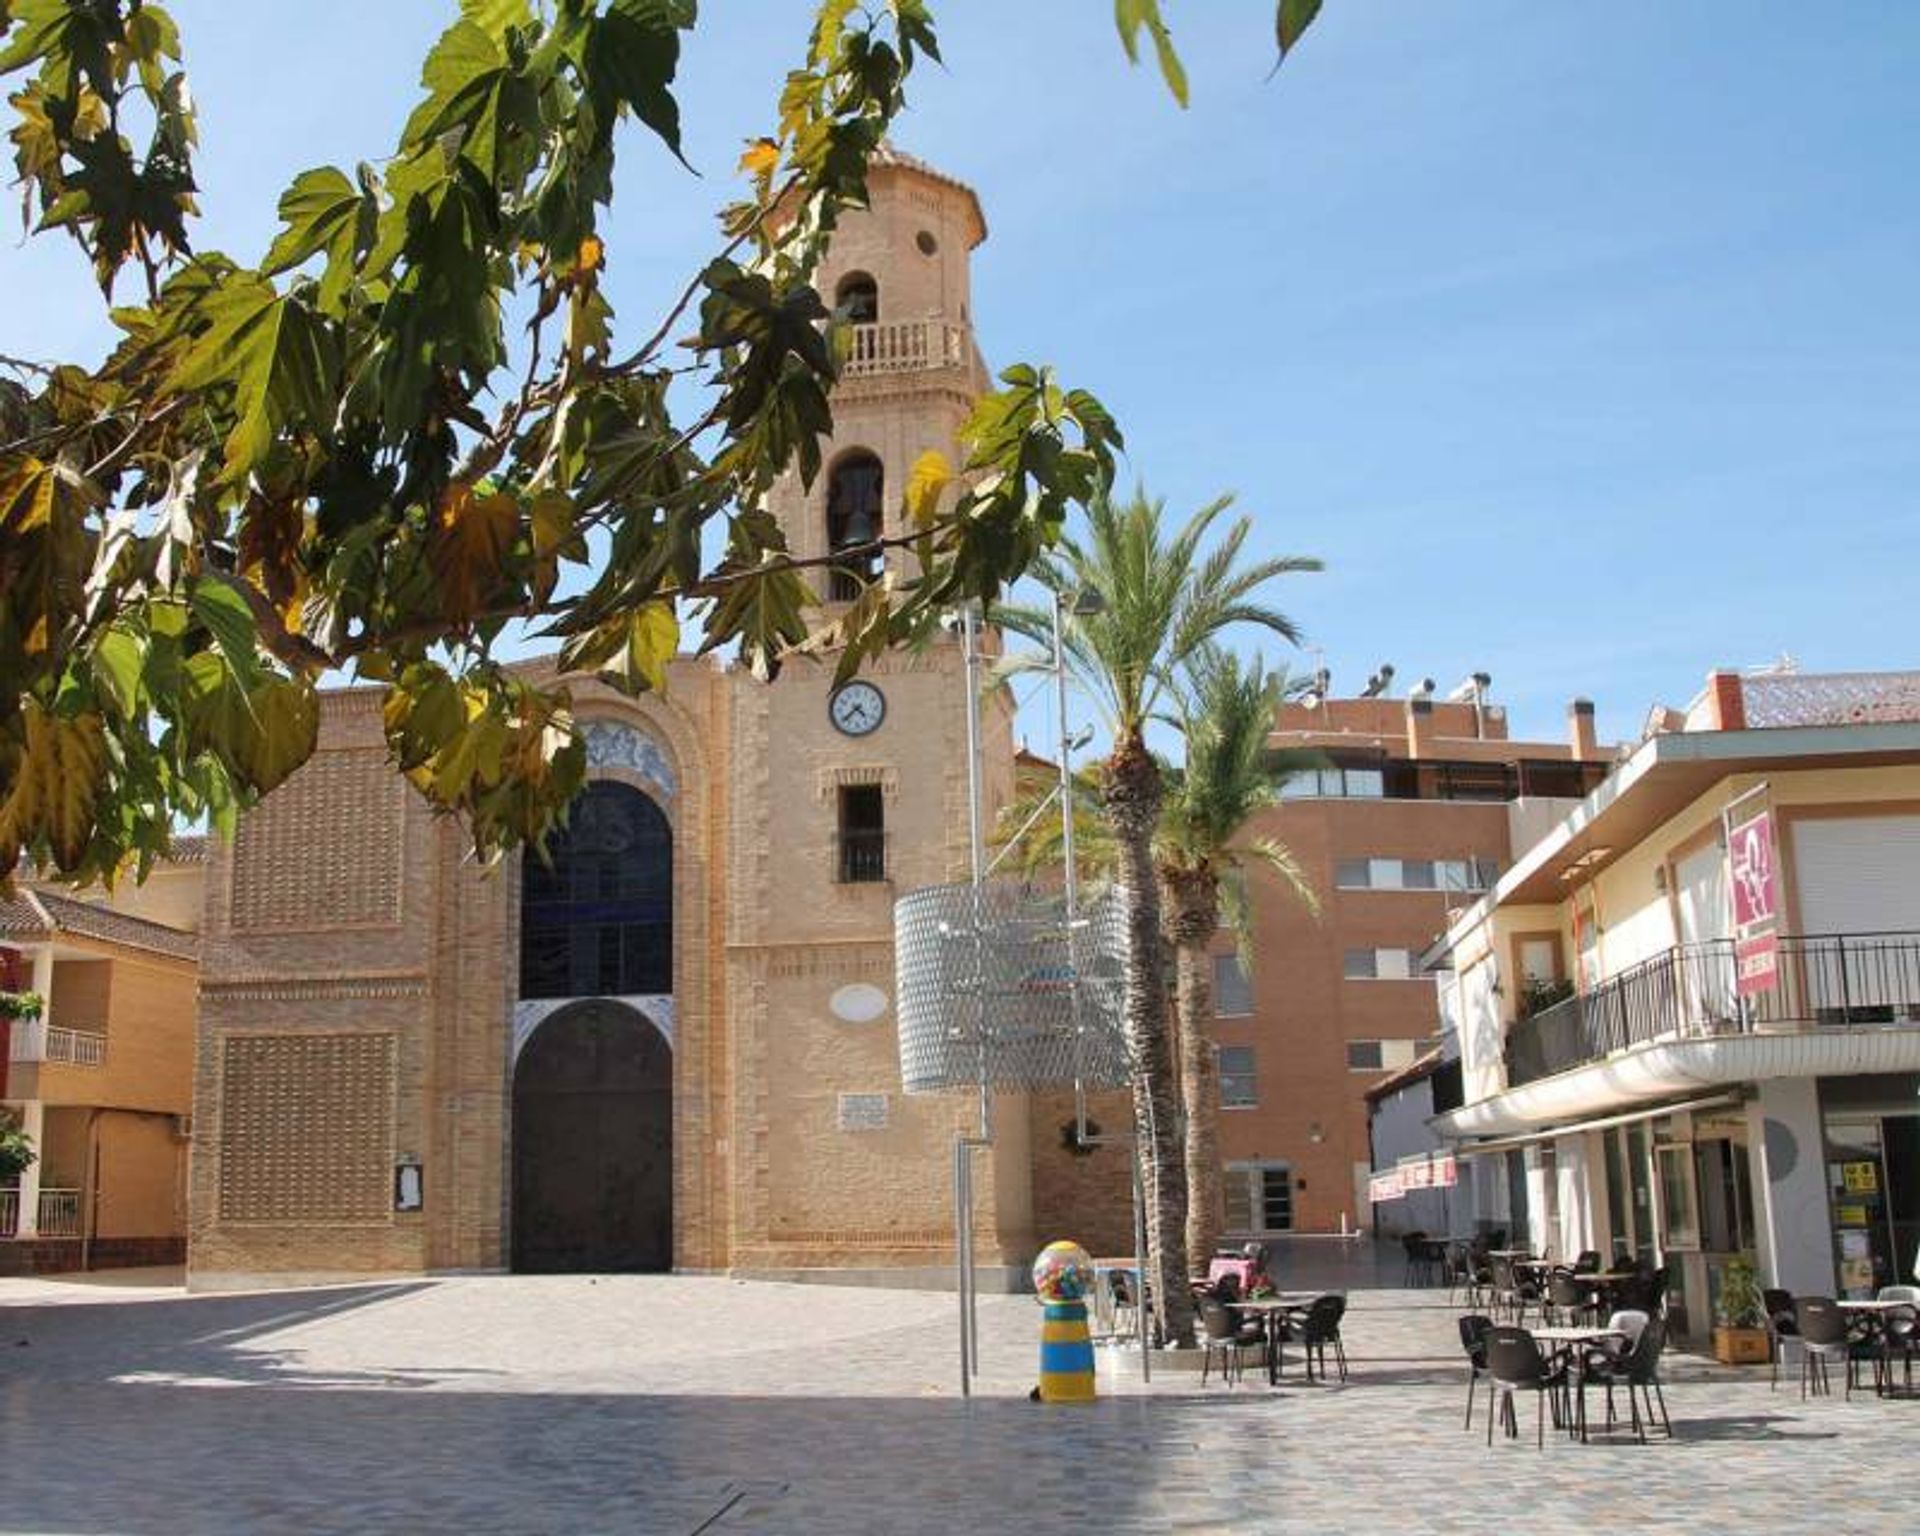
[1449,1092,1744,1158]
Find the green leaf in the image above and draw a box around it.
[262,166,374,312]
[166,272,339,482]
[1276,0,1323,60]
[188,577,261,684]
[91,624,145,720]
[1112,0,1185,106]
[584,0,693,162]
[235,675,318,793]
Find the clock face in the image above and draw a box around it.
[829,680,886,737]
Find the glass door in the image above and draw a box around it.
[1826,1117,1889,1298]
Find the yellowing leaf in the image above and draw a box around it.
[738,136,779,177]
[432,484,520,621]
[530,489,575,560]
[577,234,605,273]
[620,602,679,693]
[904,449,952,528]
[0,703,106,872]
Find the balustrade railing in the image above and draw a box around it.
[36,1188,81,1237]
[0,1188,17,1238]
[5,1018,106,1066]
[841,319,968,377]
[1504,931,1920,1087]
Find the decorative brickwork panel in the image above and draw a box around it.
[231,750,404,932]
[218,1033,396,1223]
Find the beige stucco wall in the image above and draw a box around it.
[1453,759,1920,1098]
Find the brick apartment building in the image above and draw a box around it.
[1210,678,1612,1239]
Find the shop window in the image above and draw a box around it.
[1655,1143,1701,1251]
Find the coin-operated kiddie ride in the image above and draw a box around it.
[1031,1240,1098,1403]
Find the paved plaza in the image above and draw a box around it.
[1,1247,1912,1534]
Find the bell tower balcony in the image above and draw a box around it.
[841,318,973,379]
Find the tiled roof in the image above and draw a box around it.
[166,834,211,864]
[0,887,197,961]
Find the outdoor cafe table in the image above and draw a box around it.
[1528,1326,1627,1441]
[1228,1295,1321,1386]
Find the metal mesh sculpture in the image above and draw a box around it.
[894,879,1130,1094]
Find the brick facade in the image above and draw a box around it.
[187,155,1046,1288]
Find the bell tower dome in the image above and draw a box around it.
[769,147,989,599]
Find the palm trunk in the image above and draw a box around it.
[1101,733,1195,1348]
[1163,862,1224,1269]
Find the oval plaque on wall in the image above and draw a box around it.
[830,983,889,1024]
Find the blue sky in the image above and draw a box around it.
[4,2,1916,749]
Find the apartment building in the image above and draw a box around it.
[1212,676,1611,1240]
[1423,668,1920,1338]
[0,842,203,1273]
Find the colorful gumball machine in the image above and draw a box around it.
[1030,1240,1098,1403]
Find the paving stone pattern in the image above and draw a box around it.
[0,1256,1911,1535]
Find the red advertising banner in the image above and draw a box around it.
[1727,806,1779,997]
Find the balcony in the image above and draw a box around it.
[1504,932,1920,1088]
[841,319,969,378]
[7,1018,107,1067]
[0,1188,82,1238]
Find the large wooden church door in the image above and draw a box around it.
[512,777,675,1273]
[512,1000,673,1272]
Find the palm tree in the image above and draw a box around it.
[1158,647,1320,1266]
[996,487,1318,1347]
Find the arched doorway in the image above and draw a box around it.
[512,1000,673,1272]
[512,780,674,1272]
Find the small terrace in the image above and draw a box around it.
[1504,931,1920,1088]
[7,1017,108,1067]
[840,318,970,377]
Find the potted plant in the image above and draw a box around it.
[1711,1253,1770,1364]
[0,989,44,1021]
[0,1111,36,1184]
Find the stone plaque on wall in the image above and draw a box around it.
[836,1093,890,1132]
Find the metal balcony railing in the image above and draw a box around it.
[841,319,969,377]
[1504,931,1920,1087]
[36,1188,81,1237]
[6,1019,106,1066]
[835,829,890,885]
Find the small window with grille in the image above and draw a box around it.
[836,784,887,883]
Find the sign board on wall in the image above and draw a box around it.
[1725,800,1780,996]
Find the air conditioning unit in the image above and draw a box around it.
[172,1114,194,1142]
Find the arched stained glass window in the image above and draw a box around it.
[519,782,672,999]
